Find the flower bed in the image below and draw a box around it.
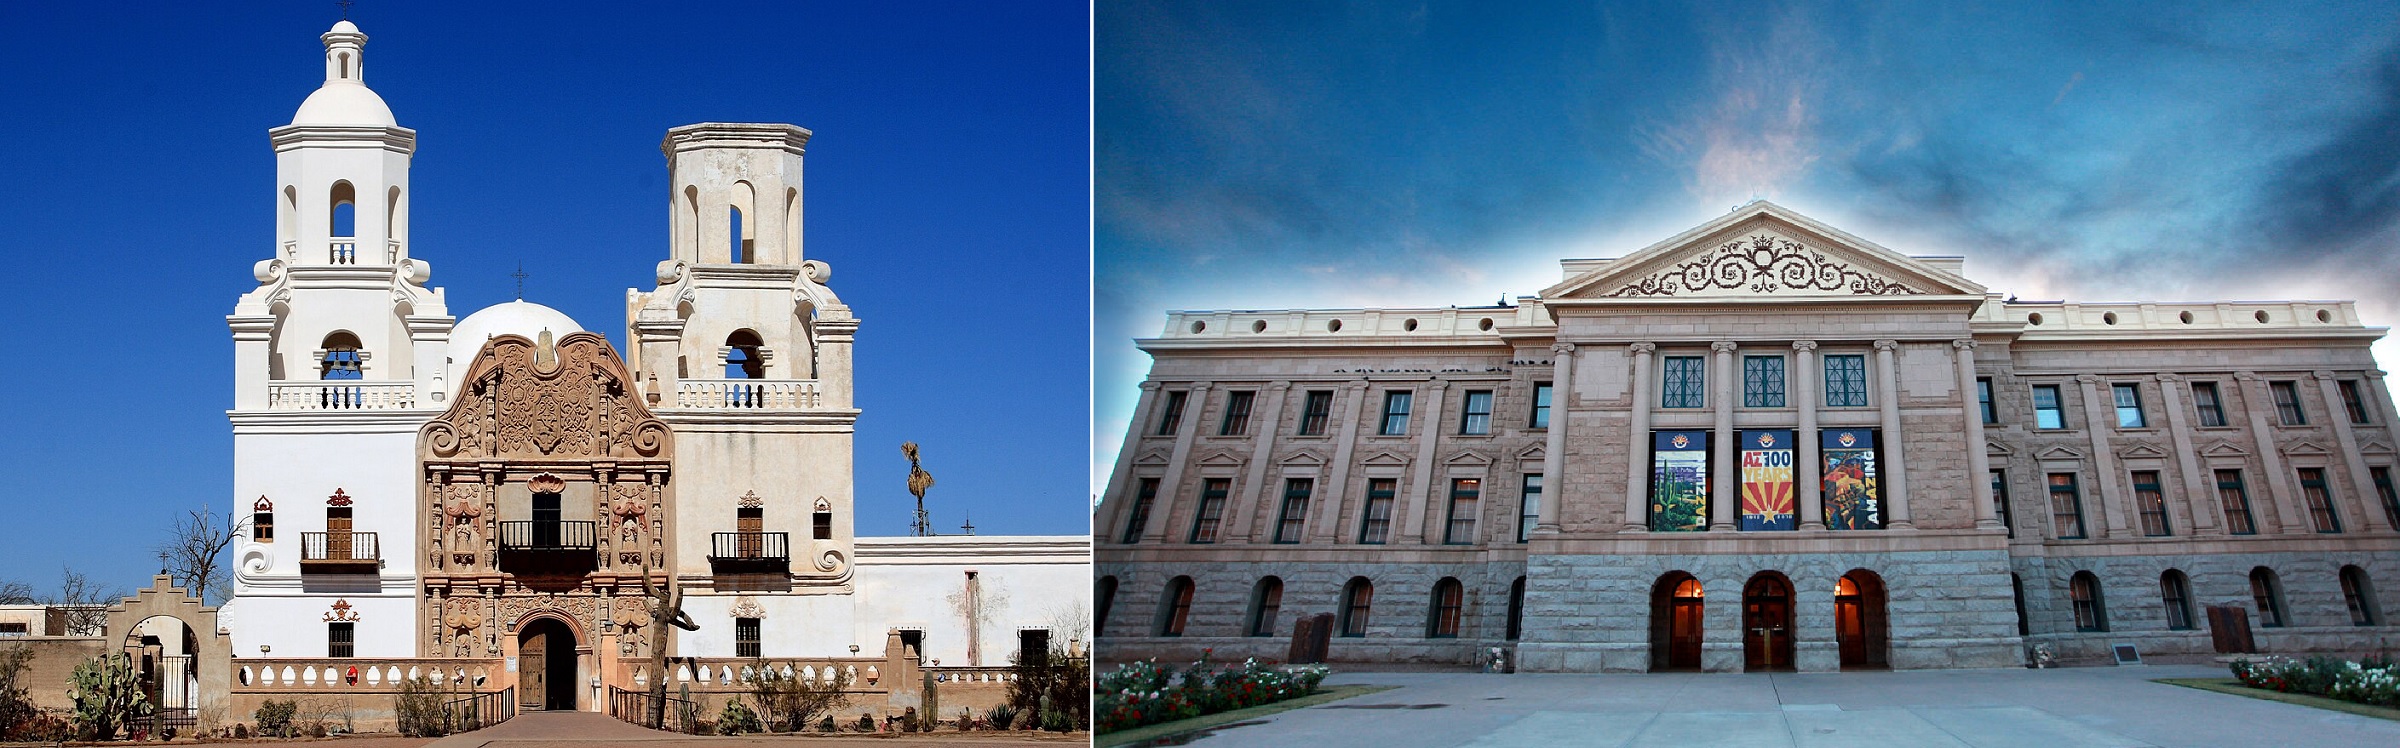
[2230,655,2400,707]
[1095,651,1330,734]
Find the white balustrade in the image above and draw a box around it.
[267,381,418,410]
[674,379,823,409]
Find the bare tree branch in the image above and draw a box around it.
[0,579,34,605]
[52,567,125,635]
[156,508,247,606]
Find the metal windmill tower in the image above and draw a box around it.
[903,442,935,537]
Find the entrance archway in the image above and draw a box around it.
[125,616,199,728]
[1648,573,1704,671]
[517,618,579,711]
[1835,569,1889,669]
[101,575,229,730]
[1742,572,1794,672]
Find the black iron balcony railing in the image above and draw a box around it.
[498,521,597,552]
[299,531,380,573]
[710,532,790,561]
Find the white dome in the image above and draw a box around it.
[291,83,396,127]
[448,300,584,367]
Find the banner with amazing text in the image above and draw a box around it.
[1740,429,1796,531]
[1821,428,1882,530]
[1650,430,1710,532]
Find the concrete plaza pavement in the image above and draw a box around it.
[1173,665,2400,747]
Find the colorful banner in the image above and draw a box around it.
[1740,430,1796,531]
[1650,430,1710,532]
[1821,429,1882,530]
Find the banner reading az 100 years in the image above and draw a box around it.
[1650,430,1709,532]
[1740,430,1796,531]
[1821,428,1881,530]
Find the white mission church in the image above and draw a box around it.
[205,21,1083,718]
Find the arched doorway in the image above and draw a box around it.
[1649,573,1704,671]
[518,618,579,711]
[126,616,199,729]
[1835,570,1889,669]
[1742,573,1795,671]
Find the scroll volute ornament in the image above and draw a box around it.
[420,332,672,461]
[443,598,483,636]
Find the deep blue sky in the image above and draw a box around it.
[0,2,1091,593]
[1095,1,2400,491]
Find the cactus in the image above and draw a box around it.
[921,672,939,731]
[67,651,153,741]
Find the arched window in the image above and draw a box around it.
[2160,570,2194,631]
[330,181,356,237]
[1157,576,1194,637]
[2070,571,2107,632]
[320,332,363,380]
[1095,576,1118,637]
[2011,574,2028,636]
[252,496,275,543]
[1427,578,1464,638]
[2250,567,2286,628]
[1246,577,1283,637]
[726,330,765,379]
[2342,566,2381,626]
[729,205,748,263]
[1339,577,1374,638]
[1505,576,1526,641]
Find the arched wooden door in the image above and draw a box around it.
[1742,573,1795,671]
[518,618,578,711]
[1835,570,1889,669]
[1649,573,1704,671]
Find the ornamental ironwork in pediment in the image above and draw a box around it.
[1605,235,1923,297]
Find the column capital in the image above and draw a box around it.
[1792,340,1818,353]
[1628,342,1656,356]
[1873,339,1900,353]
[2074,373,2102,385]
[1951,339,1977,350]
[1267,381,1293,392]
[1138,381,1164,392]
[1423,379,1450,391]
[2234,371,2261,383]
[1343,379,1371,391]
[2368,370,2389,380]
[1189,382,1215,392]
[1550,342,1577,355]
[2313,370,2338,381]
[1711,341,1739,353]
[2158,373,2185,384]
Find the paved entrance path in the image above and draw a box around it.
[425,710,1084,747]
[1176,665,2400,747]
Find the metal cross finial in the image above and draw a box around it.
[511,263,528,300]
[338,0,353,20]
[959,511,974,536]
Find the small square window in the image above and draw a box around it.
[2032,385,2064,429]
[1460,390,1494,435]
[1380,391,1413,436]
[1823,355,1868,407]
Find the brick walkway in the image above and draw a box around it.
[422,710,1086,747]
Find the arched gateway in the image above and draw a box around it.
[104,575,232,729]
[1648,572,1703,671]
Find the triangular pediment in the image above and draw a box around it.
[1280,450,1326,467]
[1444,451,1492,467]
[2201,442,2250,458]
[1196,450,1245,467]
[2283,441,2331,456]
[1361,451,1410,467]
[1985,441,2015,457]
[2362,441,2395,456]
[2116,443,2169,460]
[2035,446,2084,461]
[1134,450,1171,466]
[1516,444,1547,462]
[1546,202,1986,301]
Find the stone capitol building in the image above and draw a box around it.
[1095,200,2400,672]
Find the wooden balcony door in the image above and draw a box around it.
[737,507,763,557]
[326,507,353,558]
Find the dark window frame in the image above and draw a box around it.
[1273,479,1312,544]
[1220,390,1255,436]
[1517,473,1543,543]
[2032,385,2065,430]
[1358,478,1396,544]
[1823,354,1869,407]
[2341,380,2372,424]
[2217,469,2257,535]
[1120,478,1159,544]
[2373,466,2399,529]
[2133,470,2170,537]
[1339,579,1373,637]
[2298,467,2341,533]
[2070,572,2107,632]
[1379,391,1413,436]
[2342,566,2380,627]
[1661,356,1707,408]
[1443,478,1480,545]
[2161,571,2195,631]
[1298,391,1333,435]
[2192,382,2227,427]
[2113,383,2147,428]
[1530,382,1553,429]
[1427,578,1463,638]
[1742,355,1787,408]
[1977,378,1997,424]
[1159,577,1196,637]
[2251,568,2286,628]
[1991,469,2013,538]
[1459,390,1494,435]
[2048,472,2087,540]
[1156,391,1188,436]
[328,621,355,658]
[2272,381,2306,425]
[1247,577,1284,637]
[1187,478,1231,544]
[735,617,762,658]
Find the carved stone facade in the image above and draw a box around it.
[1096,201,2400,671]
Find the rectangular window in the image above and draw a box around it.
[2048,473,2086,539]
[1459,390,1494,435]
[2032,385,2064,429]
[1823,354,1869,407]
[1120,478,1158,544]
[1518,474,1543,543]
[1358,479,1396,544]
[2113,384,2146,428]
[328,621,354,658]
[1742,355,1786,407]
[2374,466,2399,530]
[1977,378,1996,424]
[1530,382,1553,428]
[1298,391,1333,435]
[2299,468,2341,533]
[2341,380,2372,424]
[254,512,274,542]
[1155,391,1188,436]
[2193,382,2227,427]
[1188,478,1230,544]
[736,617,761,658]
[812,510,832,540]
[1220,390,1255,436]
[1444,478,1480,545]
[2133,471,2169,537]
[2272,381,2305,425]
[1018,629,1051,667]
[1379,391,1413,435]
[1991,469,2012,538]
[2217,470,2256,535]
[1274,479,1312,544]
[1661,356,1707,408]
[0,622,23,637]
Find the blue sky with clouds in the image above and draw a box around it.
[1094,0,2400,492]
[0,1,1090,592]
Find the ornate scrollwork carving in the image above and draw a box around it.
[421,332,672,461]
[1606,235,1923,297]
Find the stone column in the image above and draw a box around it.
[1954,340,2001,529]
[2316,371,2394,533]
[1536,343,1574,534]
[1403,380,1450,543]
[1096,382,1164,542]
[1794,341,1825,531]
[2236,372,2308,534]
[1310,381,1372,543]
[1227,381,1292,542]
[1623,343,1656,532]
[1874,340,1913,529]
[2157,375,2221,535]
[1143,383,1210,543]
[1712,341,1739,531]
[2075,374,2130,537]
